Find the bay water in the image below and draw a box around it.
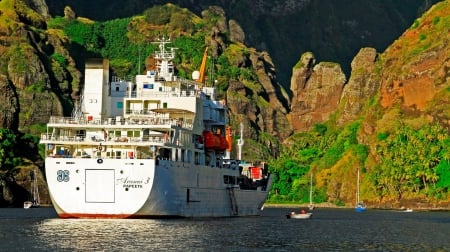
[0,207,448,251]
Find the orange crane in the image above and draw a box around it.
[197,46,208,86]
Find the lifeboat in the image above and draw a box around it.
[216,135,228,151]
[203,131,219,149]
[203,131,229,151]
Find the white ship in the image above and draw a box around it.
[40,39,272,218]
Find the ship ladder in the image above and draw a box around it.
[227,187,238,216]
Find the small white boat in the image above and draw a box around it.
[23,201,33,209]
[286,211,312,219]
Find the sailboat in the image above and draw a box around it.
[24,169,40,209]
[286,173,314,219]
[308,173,314,210]
[355,168,366,212]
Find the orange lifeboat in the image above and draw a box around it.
[203,131,218,149]
[203,131,229,151]
[216,135,228,151]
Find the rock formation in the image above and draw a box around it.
[338,47,379,125]
[289,52,346,132]
[0,75,20,130]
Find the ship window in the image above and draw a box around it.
[143,84,154,89]
[116,86,120,92]
[159,87,162,92]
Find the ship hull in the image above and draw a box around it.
[46,157,269,218]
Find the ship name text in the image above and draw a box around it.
[116,177,151,189]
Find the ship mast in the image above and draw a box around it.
[237,123,244,160]
[152,37,176,81]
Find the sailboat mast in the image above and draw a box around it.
[32,168,40,205]
[356,168,360,205]
[309,173,313,205]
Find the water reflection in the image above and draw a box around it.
[36,219,187,251]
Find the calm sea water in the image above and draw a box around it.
[0,207,448,251]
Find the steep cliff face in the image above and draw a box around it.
[290,1,450,134]
[0,0,79,206]
[0,0,78,132]
[338,47,379,125]
[0,75,19,129]
[203,7,291,148]
[379,6,450,116]
[226,49,291,142]
[289,53,346,132]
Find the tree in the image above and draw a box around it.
[0,128,22,183]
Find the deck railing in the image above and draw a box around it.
[40,133,172,144]
[47,116,193,129]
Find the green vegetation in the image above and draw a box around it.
[268,118,450,205]
[0,129,23,183]
[411,19,420,29]
[373,124,448,201]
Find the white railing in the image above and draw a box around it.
[47,116,193,129]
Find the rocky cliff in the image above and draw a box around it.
[289,1,450,134]
[0,0,80,206]
[0,0,78,133]
[289,53,346,131]
[289,47,380,131]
